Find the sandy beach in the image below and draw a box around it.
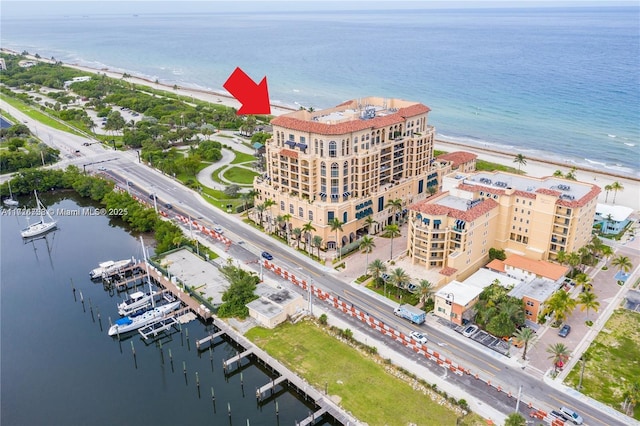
[6,50,639,212]
[56,61,640,213]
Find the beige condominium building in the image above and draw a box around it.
[407,170,600,284]
[253,97,437,251]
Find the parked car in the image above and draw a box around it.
[410,331,428,344]
[558,324,571,337]
[261,251,273,260]
[559,407,583,425]
[462,325,479,337]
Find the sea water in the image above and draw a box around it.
[1,3,638,176]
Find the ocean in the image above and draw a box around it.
[1,2,638,177]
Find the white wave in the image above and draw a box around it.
[607,134,616,138]
[624,143,636,147]
[292,89,300,93]
[585,158,607,167]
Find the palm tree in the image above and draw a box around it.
[329,218,344,260]
[275,215,285,239]
[622,381,640,417]
[600,245,614,264]
[578,291,600,321]
[385,198,403,225]
[417,279,434,305]
[389,267,410,297]
[302,221,316,252]
[553,170,564,177]
[567,251,582,275]
[612,255,633,274]
[513,154,527,173]
[556,250,568,266]
[263,198,276,232]
[603,184,613,203]
[255,203,266,227]
[281,213,292,243]
[292,227,302,250]
[574,273,592,293]
[565,167,577,180]
[364,215,377,235]
[544,290,577,325]
[367,259,387,289]
[512,327,537,360]
[610,181,624,204]
[241,189,258,214]
[312,235,323,259]
[382,224,401,261]
[547,342,571,372]
[358,236,376,275]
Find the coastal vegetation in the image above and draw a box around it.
[474,280,525,337]
[0,123,59,173]
[216,263,260,319]
[246,320,466,425]
[565,309,640,419]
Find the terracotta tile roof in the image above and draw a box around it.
[410,197,499,222]
[436,151,477,169]
[504,254,569,281]
[279,149,298,159]
[457,183,507,196]
[440,266,458,277]
[536,188,562,197]
[271,104,431,135]
[512,190,536,199]
[486,259,505,272]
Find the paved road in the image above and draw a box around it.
[3,100,636,426]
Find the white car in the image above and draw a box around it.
[462,325,479,337]
[410,331,428,344]
[213,226,223,234]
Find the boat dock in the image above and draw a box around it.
[138,316,179,339]
[256,375,287,400]
[222,349,253,373]
[195,330,225,349]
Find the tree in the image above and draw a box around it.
[364,215,377,235]
[240,189,257,213]
[301,221,316,252]
[489,247,506,261]
[565,167,577,180]
[385,198,403,225]
[388,267,410,297]
[547,342,571,372]
[578,291,599,321]
[513,154,527,173]
[329,218,344,259]
[512,327,537,360]
[263,198,276,230]
[553,170,564,177]
[382,224,401,261]
[255,203,266,227]
[622,381,640,417]
[567,251,582,275]
[417,279,434,305]
[604,184,613,203]
[544,290,577,325]
[224,184,240,198]
[292,227,302,250]
[574,273,592,293]
[610,181,624,204]
[556,250,568,266]
[281,213,292,242]
[612,255,633,274]
[312,235,323,258]
[358,235,376,275]
[367,259,387,289]
[505,413,526,426]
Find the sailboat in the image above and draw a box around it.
[108,237,181,336]
[21,191,57,238]
[3,181,19,207]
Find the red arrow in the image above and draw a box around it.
[223,67,271,115]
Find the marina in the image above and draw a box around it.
[20,190,57,238]
[1,195,336,426]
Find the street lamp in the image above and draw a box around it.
[445,292,455,324]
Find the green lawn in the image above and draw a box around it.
[222,166,258,185]
[231,150,255,164]
[246,321,461,426]
[1,94,85,136]
[564,309,640,419]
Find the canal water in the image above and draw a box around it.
[0,193,330,426]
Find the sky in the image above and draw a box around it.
[1,1,636,18]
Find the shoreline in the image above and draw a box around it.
[3,48,638,210]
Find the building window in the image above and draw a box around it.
[299,207,303,217]
[329,141,337,157]
[289,204,294,214]
[321,162,326,177]
[280,201,285,211]
[331,163,339,177]
[526,301,535,307]
[300,136,305,144]
[308,210,313,220]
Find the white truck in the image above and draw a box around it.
[394,304,426,325]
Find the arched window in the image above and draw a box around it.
[308,210,313,220]
[298,207,303,217]
[280,201,285,211]
[329,141,337,157]
[343,161,349,176]
[331,163,339,177]
[320,140,324,156]
[320,162,326,177]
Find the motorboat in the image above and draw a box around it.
[117,290,159,316]
[90,257,135,280]
[20,191,57,238]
